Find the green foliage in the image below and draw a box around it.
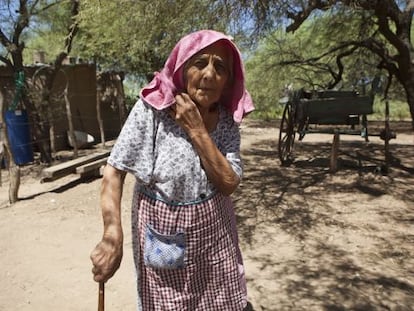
[6,0,412,123]
[0,0,75,65]
[75,0,230,79]
[245,8,407,120]
[372,98,411,121]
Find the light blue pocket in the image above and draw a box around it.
[144,224,186,269]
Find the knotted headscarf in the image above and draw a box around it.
[140,29,254,123]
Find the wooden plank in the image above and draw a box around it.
[41,151,110,182]
[308,115,361,126]
[303,96,373,119]
[76,157,108,174]
[316,90,358,98]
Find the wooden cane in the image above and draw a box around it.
[98,282,105,311]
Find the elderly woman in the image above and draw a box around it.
[90,29,254,310]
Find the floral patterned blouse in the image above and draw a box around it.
[107,99,243,204]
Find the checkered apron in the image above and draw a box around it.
[131,190,247,311]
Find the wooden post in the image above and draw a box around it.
[49,123,56,155]
[330,130,340,173]
[64,84,78,158]
[115,73,127,126]
[96,83,105,148]
[0,89,20,203]
[384,99,391,174]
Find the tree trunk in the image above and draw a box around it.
[404,83,414,131]
[0,88,20,204]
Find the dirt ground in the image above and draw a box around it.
[0,119,413,311]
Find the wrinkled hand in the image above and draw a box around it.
[90,233,123,283]
[170,93,206,136]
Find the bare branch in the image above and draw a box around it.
[0,28,11,48]
[27,0,41,14]
[328,45,359,88]
[30,0,66,15]
[0,55,13,68]
[277,32,402,90]
[64,0,80,54]
[279,44,358,89]
[376,12,407,53]
[286,0,337,33]
[285,0,408,57]
[13,0,30,45]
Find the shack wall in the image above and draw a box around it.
[0,64,123,151]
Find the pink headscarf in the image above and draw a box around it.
[140,30,254,123]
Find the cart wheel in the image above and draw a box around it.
[278,103,296,165]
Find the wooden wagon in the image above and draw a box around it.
[278,89,395,172]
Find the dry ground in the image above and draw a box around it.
[0,119,413,311]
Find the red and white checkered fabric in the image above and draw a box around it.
[131,191,247,310]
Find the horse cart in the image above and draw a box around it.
[278,89,394,172]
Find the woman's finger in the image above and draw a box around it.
[92,265,100,275]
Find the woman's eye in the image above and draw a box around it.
[215,64,226,72]
[214,62,228,74]
[194,60,207,68]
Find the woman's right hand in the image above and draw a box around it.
[90,227,123,283]
[91,164,125,283]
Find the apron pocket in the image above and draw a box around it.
[144,224,186,269]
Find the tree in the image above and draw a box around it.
[236,0,414,129]
[75,0,233,80]
[1,0,80,161]
[245,11,389,119]
[0,0,79,203]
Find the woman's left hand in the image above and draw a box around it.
[170,93,239,196]
[170,93,207,137]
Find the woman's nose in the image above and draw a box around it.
[202,62,216,79]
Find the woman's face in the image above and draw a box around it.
[184,42,232,110]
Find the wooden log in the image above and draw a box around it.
[41,151,110,182]
[76,157,107,178]
[304,96,373,119]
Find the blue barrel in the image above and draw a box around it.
[5,110,34,165]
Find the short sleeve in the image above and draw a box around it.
[107,99,157,184]
[215,114,243,179]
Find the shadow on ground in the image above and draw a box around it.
[235,124,414,311]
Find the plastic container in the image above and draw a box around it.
[5,110,34,165]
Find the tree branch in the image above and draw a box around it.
[0,28,11,48]
[13,0,30,45]
[286,0,337,33]
[64,0,80,54]
[0,55,13,68]
[30,0,65,15]
[285,0,408,55]
[376,12,407,54]
[279,43,360,89]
